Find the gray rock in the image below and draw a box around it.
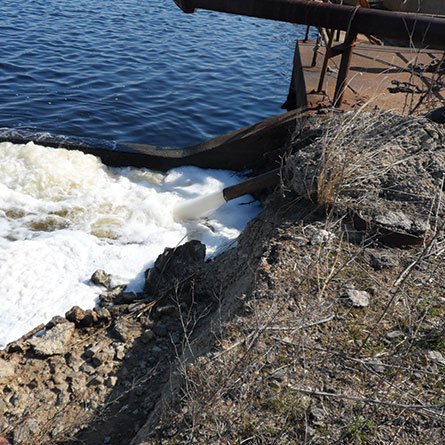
[95,307,111,321]
[427,350,445,366]
[13,419,41,444]
[99,285,127,303]
[90,269,111,288]
[341,289,370,307]
[28,322,75,355]
[311,229,335,245]
[0,359,15,383]
[386,330,404,340]
[113,343,126,360]
[91,347,115,367]
[309,405,326,423]
[113,319,141,342]
[375,210,412,231]
[84,341,109,358]
[144,240,206,298]
[54,381,70,393]
[90,375,104,386]
[367,251,399,270]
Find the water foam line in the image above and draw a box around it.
[174,168,281,220]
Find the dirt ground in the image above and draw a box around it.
[0,111,444,444]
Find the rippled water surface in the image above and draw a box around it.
[0,0,307,147]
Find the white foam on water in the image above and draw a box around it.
[0,141,261,348]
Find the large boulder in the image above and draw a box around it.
[144,240,206,299]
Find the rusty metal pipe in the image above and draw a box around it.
[174,0,445,50]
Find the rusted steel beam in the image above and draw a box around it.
[333,32,357,106]
[174,0,445,50]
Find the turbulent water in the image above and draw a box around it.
[0,0,307,147]
[0,1,310,347]
[0,141,261,348]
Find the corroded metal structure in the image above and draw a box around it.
[173,0,445,49]
[174,0,445,106]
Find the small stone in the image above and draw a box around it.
[90,269,111,288]
[28,322,75,355]
[52,373,66,385]
[85,343,105,358]
[309,405,326,423]
[113,319,141,342]
[367,251,399,271]
[99,285,127,303]
[49,356,66,372]
[0,359,15,383]
[427,350,445,366]
[113,343,126,361]
[54,381,70,393]
[80,362,96,375]
[106,376,118,388]
[95,307,111,321]
[65,306,86,325]
[66,353,83,371]
[92,348,115,367]
[341,289,370,307]
[90,375,104,386]
[386,330,404,340]
[69,374,88,394]
[311,229,335,245]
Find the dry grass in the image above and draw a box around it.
[151,110,445,444]
[157,213,444,444]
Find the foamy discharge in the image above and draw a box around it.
[0,141,260,348]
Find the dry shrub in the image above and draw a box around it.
[284,110,445,238]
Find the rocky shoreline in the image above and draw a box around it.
[1,111,444,444]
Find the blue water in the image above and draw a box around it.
[0,0,308,148]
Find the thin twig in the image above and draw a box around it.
[290,388,445,414]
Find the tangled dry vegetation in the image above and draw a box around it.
[1,111,443,445]
[146,111,445,444]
